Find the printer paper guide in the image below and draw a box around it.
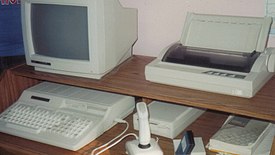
[266,0,275,35]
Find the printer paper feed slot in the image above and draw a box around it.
[162,43,260,73]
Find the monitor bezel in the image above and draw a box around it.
[22,0,105,74]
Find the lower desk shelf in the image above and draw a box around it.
[0,110,228,155]
[3,55,275,154]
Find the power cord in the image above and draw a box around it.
[91,119,138,155]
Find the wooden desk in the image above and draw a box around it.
[9,55,275,121]
[1,55,275,154]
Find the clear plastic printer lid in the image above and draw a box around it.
[180,13,272,53]
[162,13,272,73]
[162,43,260,73]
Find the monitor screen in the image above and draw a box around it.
[31,4,89,60]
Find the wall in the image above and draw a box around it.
[120,0,275,57]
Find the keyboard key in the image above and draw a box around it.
[0,104,92,139]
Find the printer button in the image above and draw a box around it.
[227,74,236,78]
[232,89,243,96]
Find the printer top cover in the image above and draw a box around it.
[180,13,272,53]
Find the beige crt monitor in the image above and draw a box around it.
[145,13,275,98]
[22,0,137,79]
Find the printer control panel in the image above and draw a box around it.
[203,71,246,79]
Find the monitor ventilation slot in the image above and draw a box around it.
[31,60,51,66]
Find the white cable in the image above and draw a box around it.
[91,119,137,155]
[91,119,128,155]
[95,133,138,155]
